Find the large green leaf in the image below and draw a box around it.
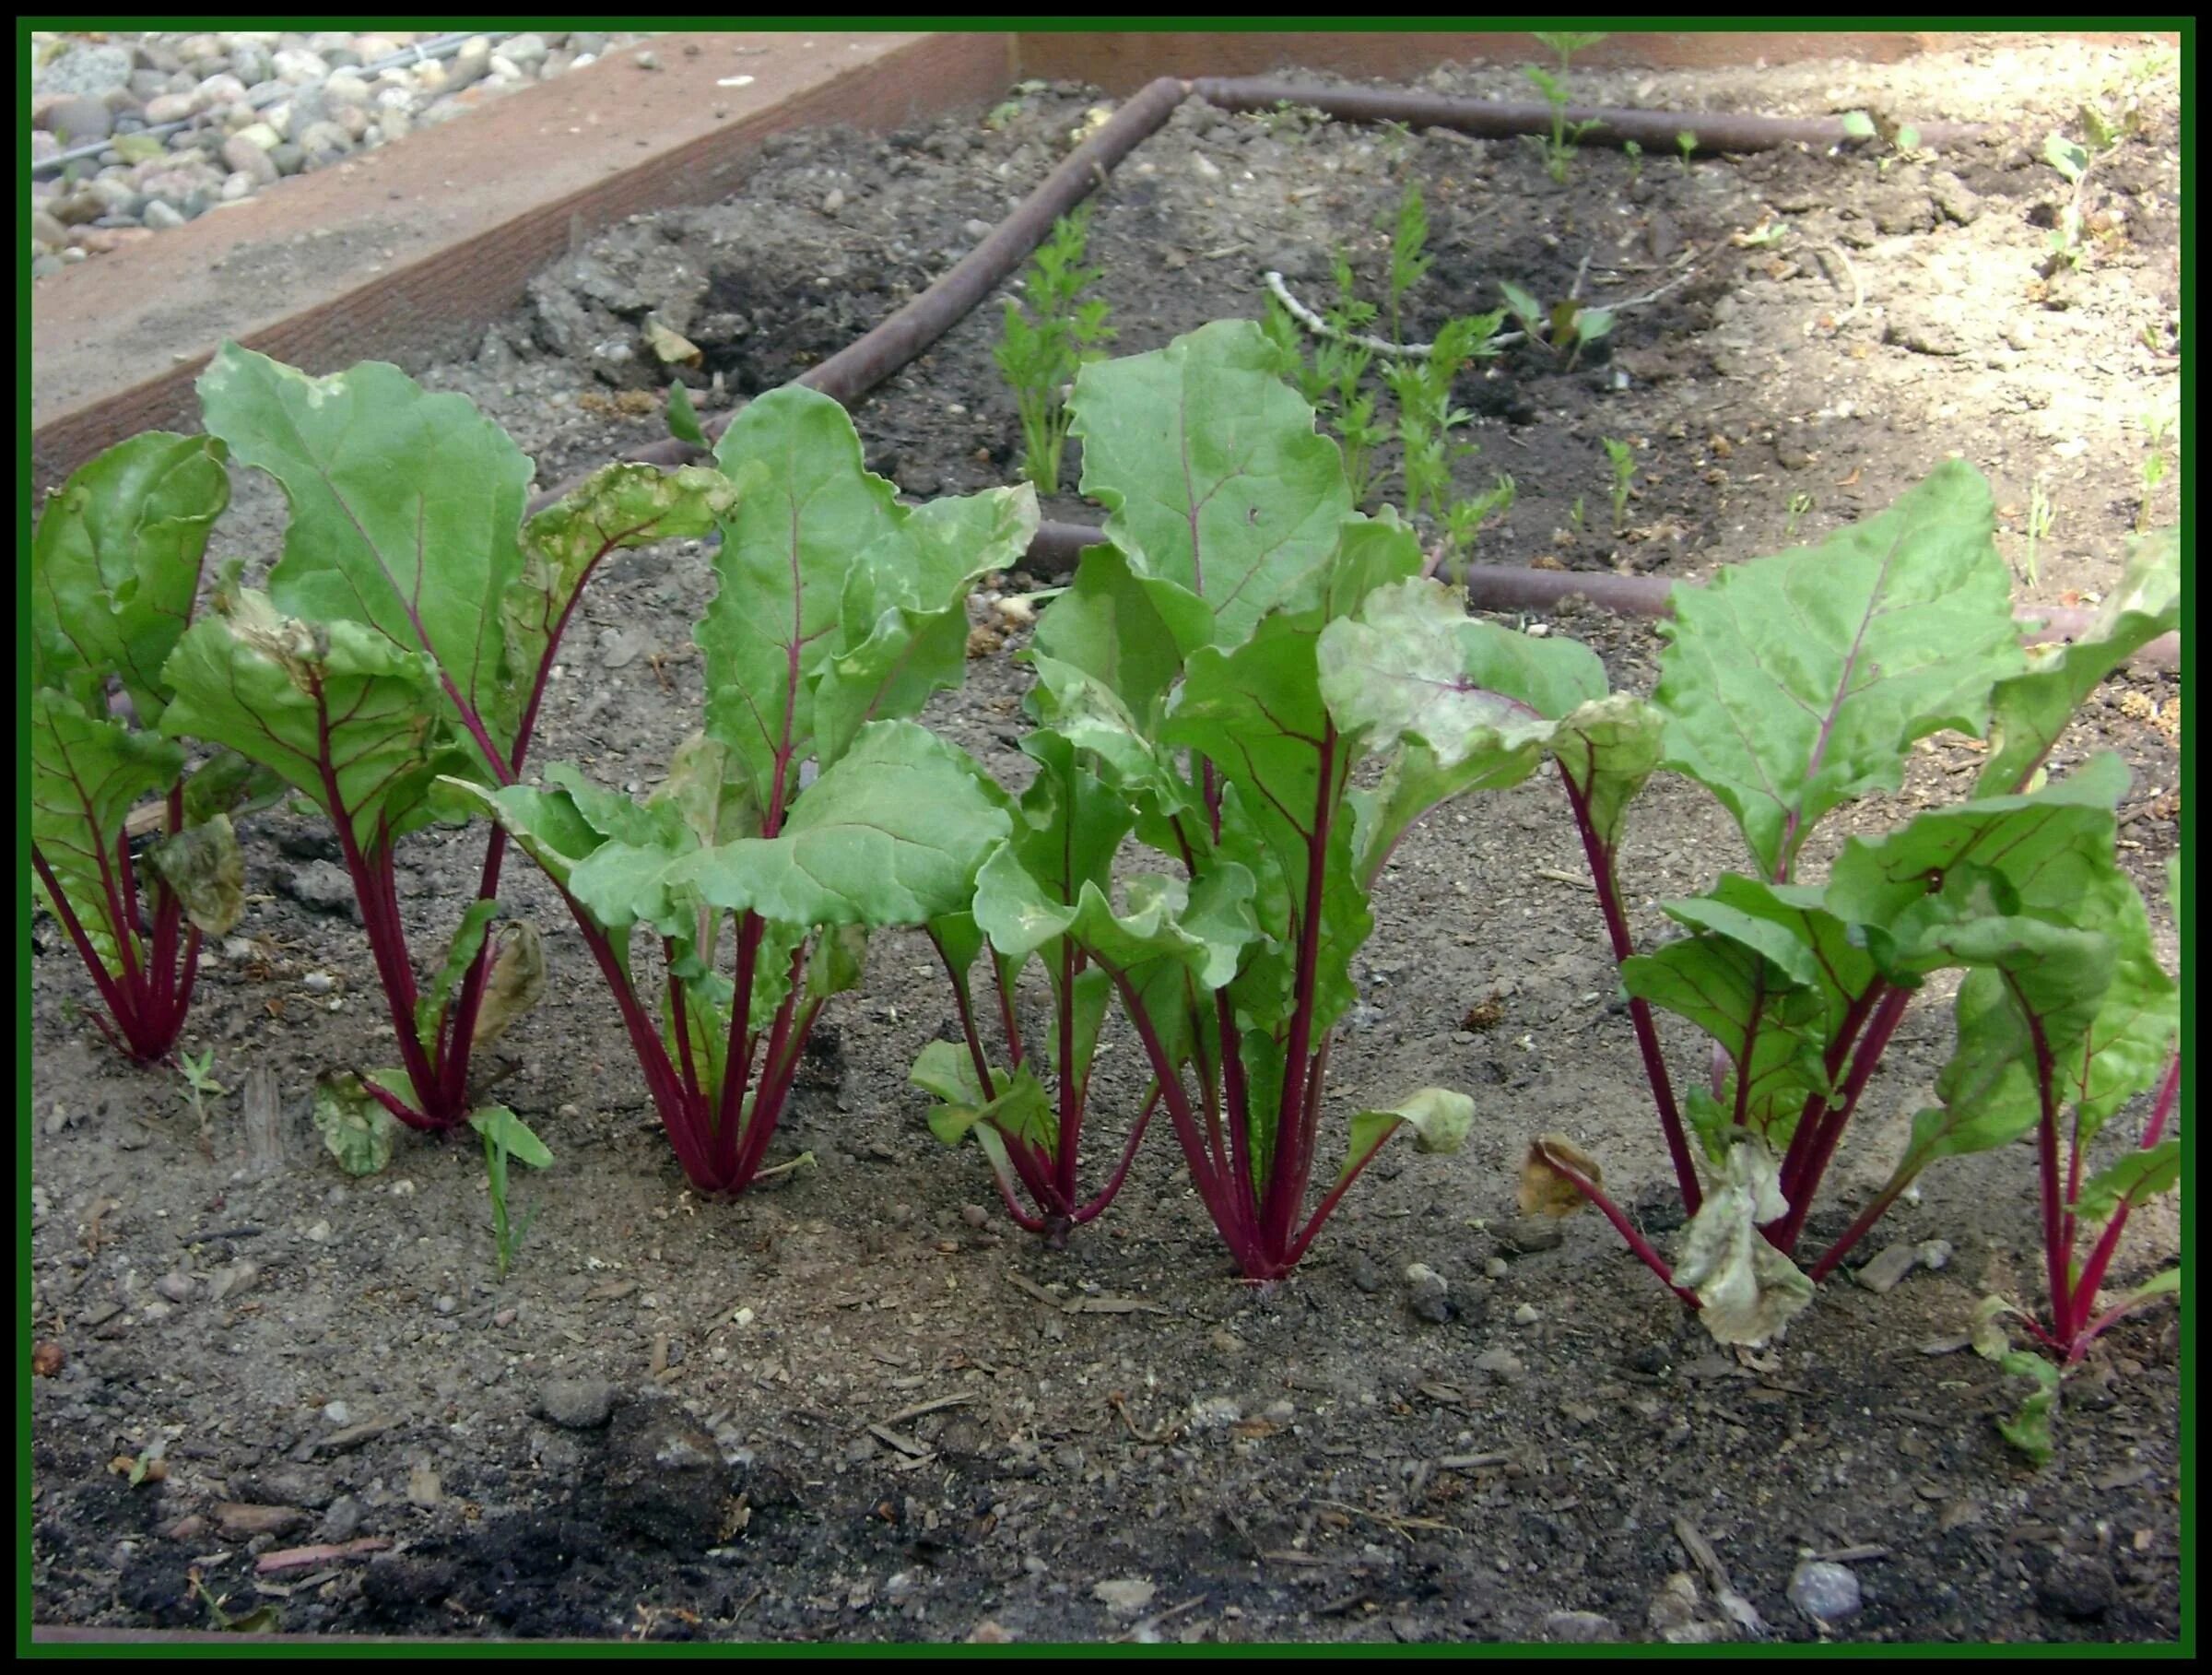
[161,590,460,848]
[1067,318,1350,647]
[2074,1139,2180,1226]
[814,485,1037,769]
[1825,754,2128,975]
[30,431,229,723]
[1977,529,2179,796]
[676,722,1012,928]
[199,345,535,771]
[30,689,189,968]
[1621,933,1828,1146]
[1029,541,1210,726]
[1319,578,1603,879]
[1164,609,1370,1035]
[1660,875,1877,1046]
[698,385,904,808]
[1653,460,2027,879]
[505,461,750,752]
[1548,693,1665,857]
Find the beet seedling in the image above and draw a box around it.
[163,347,729,1137]
[1784,490,1814,541]
[2136,409,2174,533]
[466,389,1032,1196]
[926,323,1555,1276]
[1508,478,2179,1348]
[472,1105,552,1280]
[994,206,1114,495]
[2021,478,2054,587]
[31,433,265,1064]
[1676,130,1697,171]
[1498,279,1615,371]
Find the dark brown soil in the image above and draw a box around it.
[30,36,2182,1646]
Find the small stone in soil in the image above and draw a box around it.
[2036,1553,2116,1621]
[535,1377,617,1430]
[1405,1263,1451,1325]
[1542,1610,1622,1643]
[322,1400,351,1425]
[1788,1559,1863,1622]
[1474,1347,1525,1380]
[1346,1250,1384,1293]
[153,1272,194,1303]
[1494,1216,1566,1256]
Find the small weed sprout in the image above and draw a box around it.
[1570,494,1588,535]
[2023,478,2054,586]
[1437,474,1517,582]
[1601,436,1634,531]
[1262,253,1389,505]
[1497,278,1613,371]
[178,1047,227,1159]
[469,1108,551,1280]
[1784,491,1814,541]
[1389,312,1506,563]
[1524,30,1607,184]
[1676,129,1697,171]
[1622,137,1643,182]
[2042,134,2093,270]
[994,206,1114,494]
[2138,410,2175,532]
[1385,179,1432,348]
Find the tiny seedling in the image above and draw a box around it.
[1498,278,1615,371]
[1385,179,1432,349]
[1733,217,1791,249]
[2137,410,2174,532]
[470,1106,552,1280]
[1676,130,1697,171]
[1569,495,1587,535]
[1435,474,1518,583]
[1783,491,1814,541]
[1261,252,1389,506]
[1622,138,1643,182]
[995,206,1115,495]
[178,1047,227,1158]
[1524,31,1607,183]
[2022,478,2053,586]
[1389,311,1506,543]
[2042,133,2095,271]
[1601,437,1634,532]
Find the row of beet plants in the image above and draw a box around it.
[31,324,2179,1459]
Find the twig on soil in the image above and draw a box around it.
[254,1539,390,1575]
[1263,270,1526,356]
[1672,1515,1769,1636]
[883,1393,974,1425]
[1312,1497,1459,1541]
[1115,1595,1208,1642]
[1535,867,1596,890]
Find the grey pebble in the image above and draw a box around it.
[1788,1559,1863,1623]
[536,1377,618,1429]
[2036,1553,2115,1621]
[1405,1262,1452,1325]
[1346,1250,1385,1294]
[154,1272,195,1304]
[316,1493,366,1542]
[1542,1610,1622,1643]
[278,860,359,918]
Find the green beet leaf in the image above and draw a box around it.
[199,345,535,773]
[30,690,190,971]
[30,431,230,724]
[677,722,1013,929]
[1339,1088,1476,1185]
[1067,318,1350,648]
[1653,460,2026,880]
[1976,528,2178,796]
[161,590,463,849]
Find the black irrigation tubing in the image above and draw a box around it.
[517,71,2174,671]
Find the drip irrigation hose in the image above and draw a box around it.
[1188,77,1983,157]
[31,31,505,179]
[1023,520,2176,669]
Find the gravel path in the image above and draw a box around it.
[29,29,655,271]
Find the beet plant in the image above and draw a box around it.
[160,345,734,1136]
[31,432,266,1063]
[1465,471,2181,1349]
[464,388,1032,1196]
[920,322,1555,1276]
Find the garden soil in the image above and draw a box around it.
[29,35,2183,1644]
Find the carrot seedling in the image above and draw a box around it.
[1601,437,1635,532]
[994,206,1114,495]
